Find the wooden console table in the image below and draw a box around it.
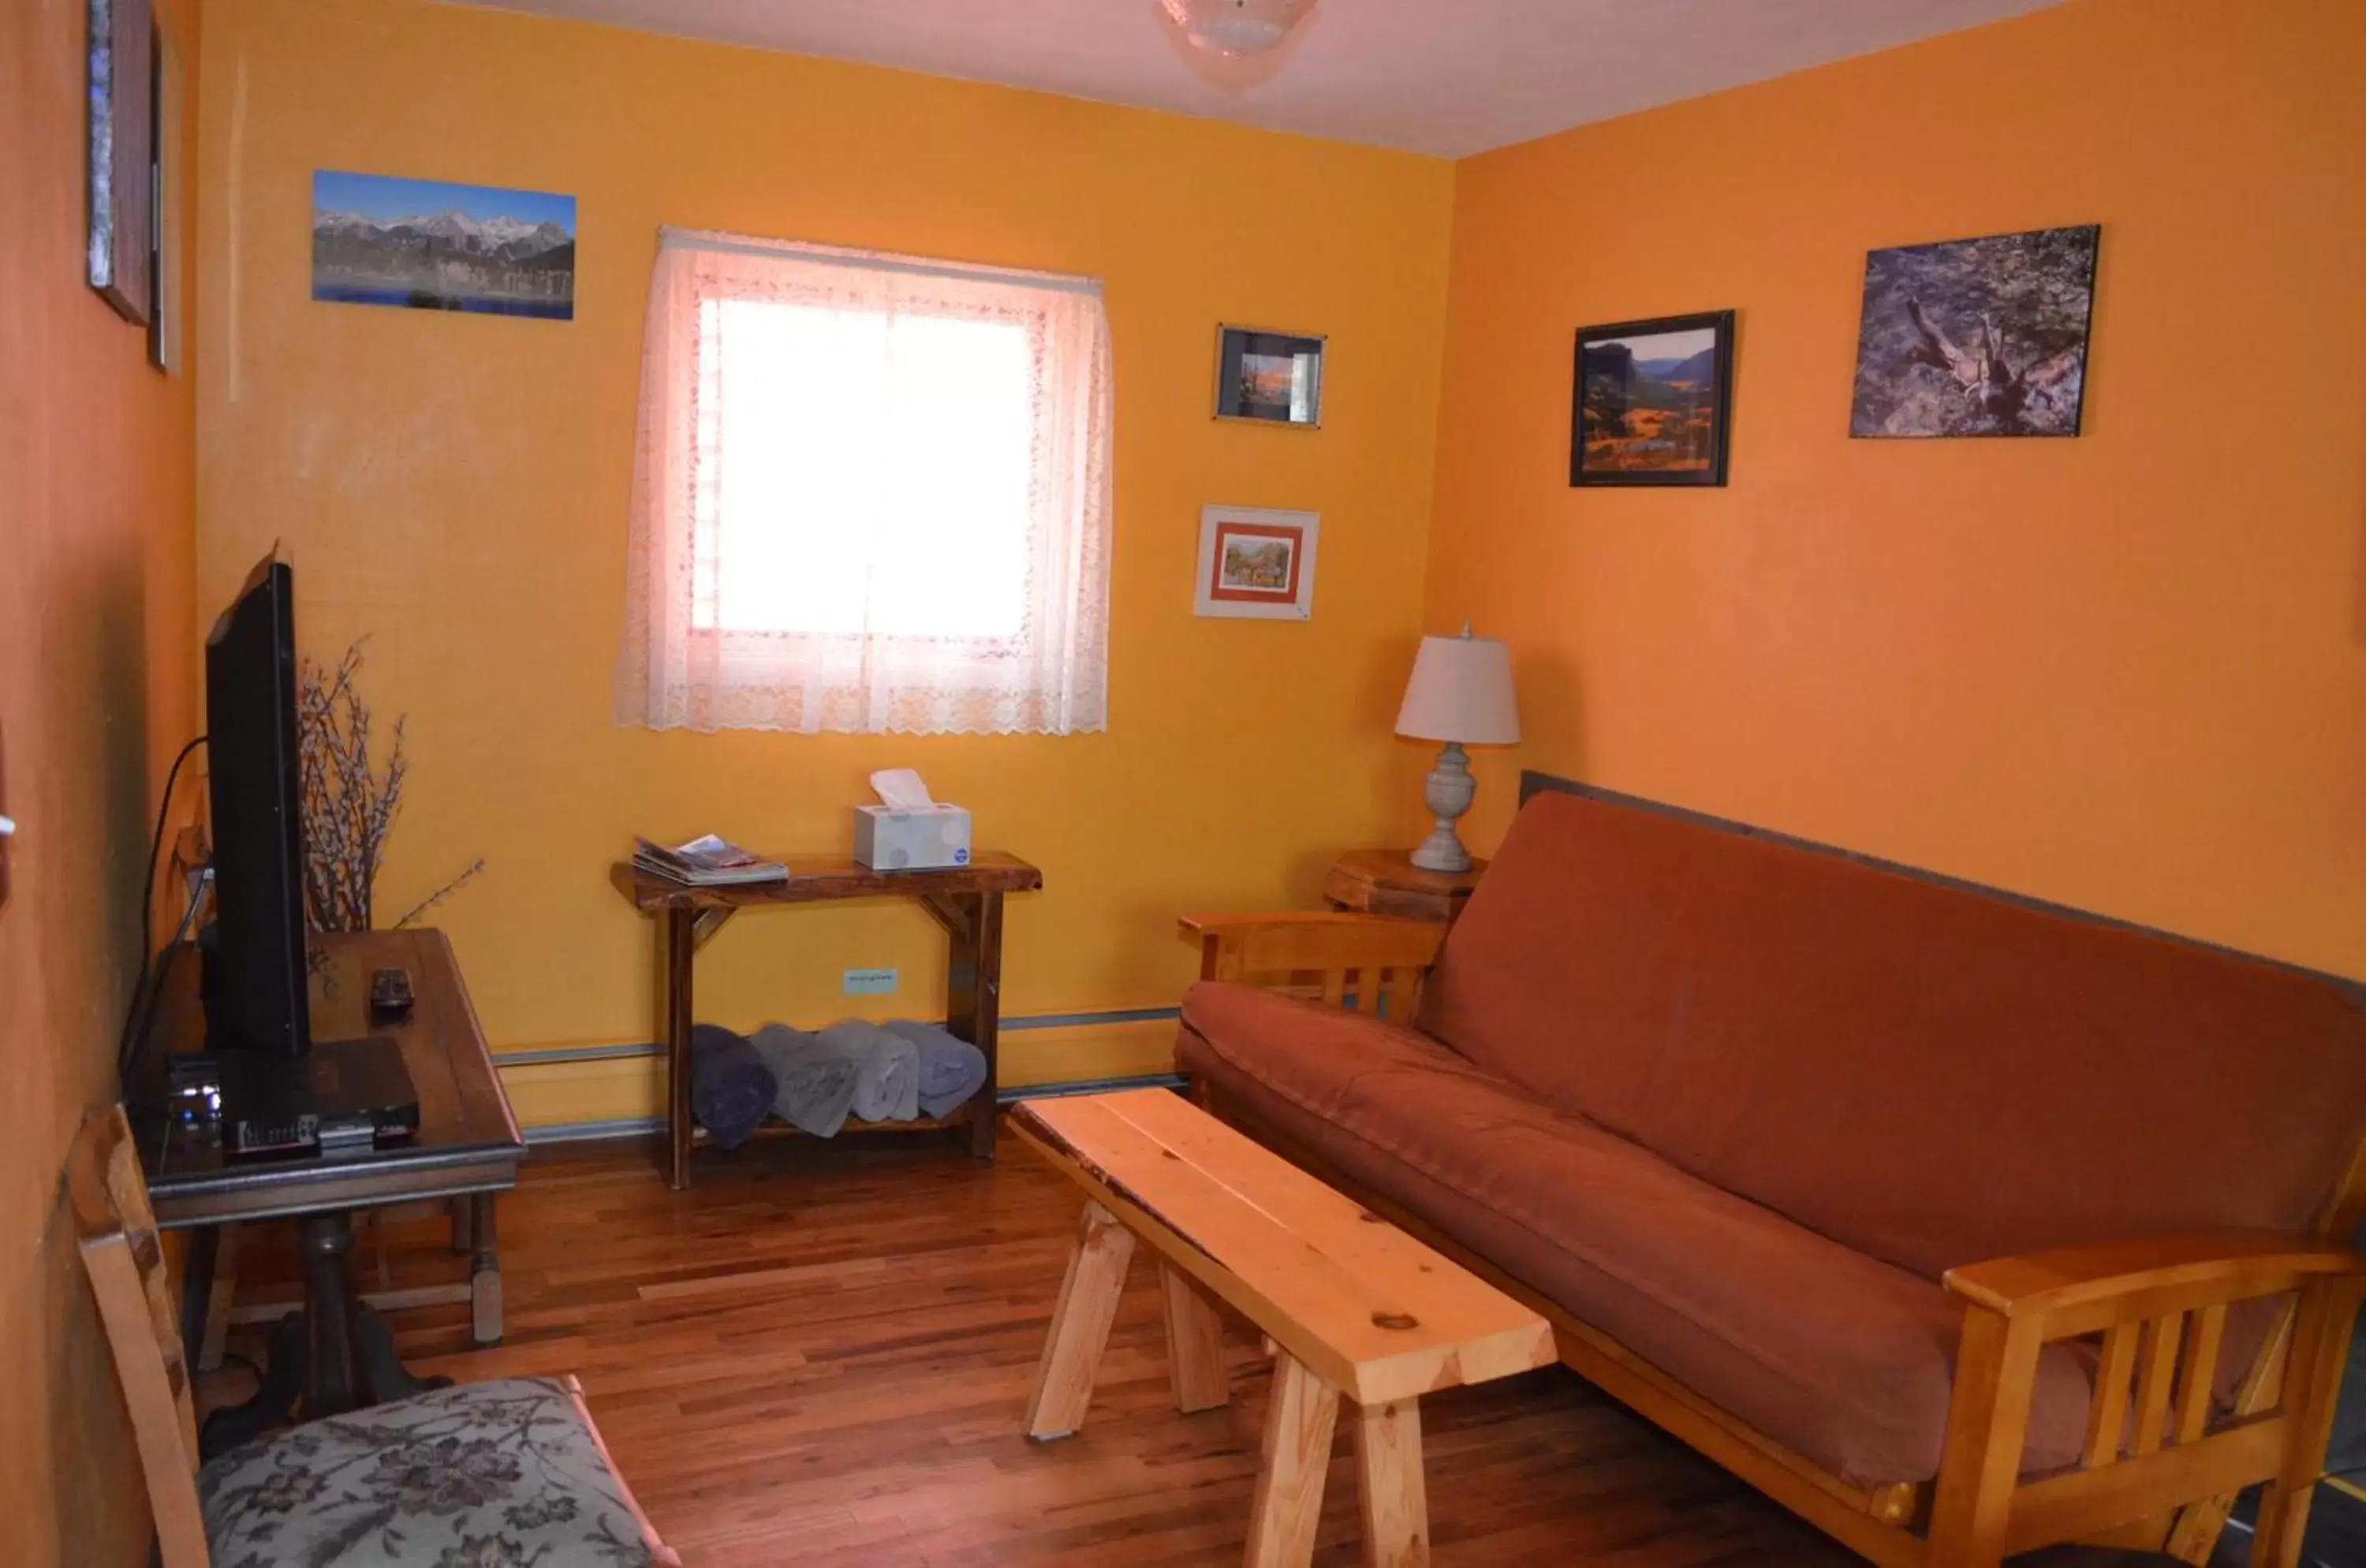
[610,852,1044,1190]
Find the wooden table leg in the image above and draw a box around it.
[1353,1397,1430,1568]
[1246,1350,1340,1568]
[664,904,696,1191]
[198,1223,239,1373]
[354,1303,453,1406]
[179,1223,219,1375]
[1024,1200,1136,1440]
[199,1312,303,1459]
[468,1192,502,1347]
[942,890,1005,1160]
[297,1211,361,1419]
[1161,1263,1230,1413]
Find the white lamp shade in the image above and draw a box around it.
[1394,633,1520,746]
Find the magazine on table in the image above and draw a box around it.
[632,834,787,887]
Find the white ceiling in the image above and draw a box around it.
[446,0,2066,158]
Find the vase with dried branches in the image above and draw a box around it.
[299,640,485,935]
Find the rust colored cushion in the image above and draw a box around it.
[1177,982,2095,1488]
[1417,790,2366,1282]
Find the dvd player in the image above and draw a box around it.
[219,1036,421,1158]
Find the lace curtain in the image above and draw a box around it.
[615,229,1114,734]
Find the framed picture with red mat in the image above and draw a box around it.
[1193,506,1319,621]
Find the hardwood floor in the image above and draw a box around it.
[200,1129,1868,1566]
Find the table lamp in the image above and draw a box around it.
[1394,625,1520,872]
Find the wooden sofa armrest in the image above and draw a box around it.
[1945,1229,2364,1327]
[1177,913,1446,1002]
[1178,913,1447,971]
[1929,1231,2366,1562]
[1178,911,1446,939]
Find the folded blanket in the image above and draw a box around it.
[819,1020,919,1123]
[749,1023,860,1137]
[885,1020,989,1119]
[689,1024,775,1150]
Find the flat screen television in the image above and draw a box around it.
[203,553,312,1057]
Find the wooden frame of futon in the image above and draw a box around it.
[1175,901,2366,1568]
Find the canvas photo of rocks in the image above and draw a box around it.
[312,170,576,320]
[1849,225,2098,438]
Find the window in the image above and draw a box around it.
[617,230,1113,735]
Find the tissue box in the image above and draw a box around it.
[855,804,972,872]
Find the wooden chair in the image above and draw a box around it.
[1180,912,2366,1568]
[69,1105,681,1567]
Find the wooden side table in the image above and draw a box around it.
[1323,849,1487,924]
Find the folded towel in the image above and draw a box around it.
[749,1023,860,1137]
[815,1021,920,1123]
[689,1024,776,1150]
[885,1020,989,1119]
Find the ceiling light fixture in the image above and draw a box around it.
[1157,0,1318,59]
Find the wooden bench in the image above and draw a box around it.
[1012,1088,1555,1568]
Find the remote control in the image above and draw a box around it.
[369,966,415,1014]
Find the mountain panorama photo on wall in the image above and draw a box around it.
[312,169,577,320]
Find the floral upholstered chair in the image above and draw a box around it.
[70,1106,681,1567]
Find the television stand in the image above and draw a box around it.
[197,1218,453,1457]
[128,929,524,1441]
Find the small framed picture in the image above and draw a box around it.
[1570,310,1736,487]
[1195,506,1319,621]
[1215,326,1325,427]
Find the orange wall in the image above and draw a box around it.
[193,0,1452,1090]
[1427,0,2366,976]
[0,0,203,1562]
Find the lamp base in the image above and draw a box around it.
[1409,742,1476,874]
[1409,832,1471,875]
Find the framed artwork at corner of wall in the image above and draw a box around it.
[149,27,184,372]
[1214,325,1325,427]
[0,719,12,911]
[1194,506,1319,621]
[312,170,578,321]
[88,0,156,326]
[1570,309,1735,488]
[1849,223,2099,439]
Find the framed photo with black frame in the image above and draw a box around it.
[1569,309,1736,487]
[1214,325,1325,428]
[1847,225,2099,439]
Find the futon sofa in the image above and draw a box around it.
[1175,782,2366,1568]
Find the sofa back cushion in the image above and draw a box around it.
[1416,787,2366,1281]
